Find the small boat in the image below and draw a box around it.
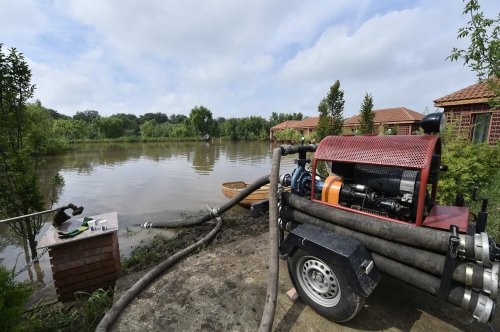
[221,181,270,206]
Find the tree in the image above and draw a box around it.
[189,106,215,136]
[139,112,169,124]
[448,0,499,106]
[269,112,304,126]
[0,45,46,258]
[317,80,345,139]
[73,110,101,123]
[358,93,375,134]
[316,98,329,140]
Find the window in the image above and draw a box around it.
[471,113,491,143]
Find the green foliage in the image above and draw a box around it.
[0,266,33,331]
[220,116,270,141]
[0,45,44,218]
[274,128,302,142]
[358,93,375,134]
[73,110,101,123]
[437,127,500,205]
[448,0,499,107]
[316,80,345,140]
[22,288,113,332]
[139,112,169,124]
[189,106,216,136]
[269,112,304,127]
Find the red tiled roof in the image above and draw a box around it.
[270,117,319,130]
[300,117,319,127]
[270,120,302,130]
[343,107,423,126]
[434,79,497,106]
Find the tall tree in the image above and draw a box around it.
[189,106,215,136]
[358,93,375,134]
[316,98,329,140]
[448,0,499,106]
[317,80,345,139]
[0,45,45,258]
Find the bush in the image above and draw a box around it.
[437,126,500,241]
[0,266,33,331]
[22,288,113,332]
[438,133,500,205]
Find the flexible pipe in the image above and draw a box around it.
[96,213,223,331]
[283,192,476,258]
[284,207,487,290]
[372,252,494,323]
[259,148,281,332]
[141,175,270,228]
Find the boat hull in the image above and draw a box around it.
[221,181,270,206]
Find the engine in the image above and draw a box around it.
[320,164,425,222]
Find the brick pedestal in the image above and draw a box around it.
[38,212,121,302]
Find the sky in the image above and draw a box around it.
[0,0,497,119]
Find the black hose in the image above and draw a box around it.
[259,148,281,332]
[371,252,486,317]
[142,175,270,228]
[284,207,486,289]
[283,192,476,258]
[96,213,224,331]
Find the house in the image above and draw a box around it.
[269,117,319,140]
[270,108,423,140]
[433,80,499,144]
[343,107,423,135]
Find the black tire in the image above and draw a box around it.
[287,248,365,322]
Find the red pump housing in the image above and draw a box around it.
[310,135,469,232]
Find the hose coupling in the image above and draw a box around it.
[474,233,491,266]
[211,207,220,217]
[473,293,495,324]
[458,234,467,258]
[278,218,284,231]
[483,263,499,299]
[280,174,291,187]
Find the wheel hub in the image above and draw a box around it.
[296,256,341,307]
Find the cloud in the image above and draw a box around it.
[0,0,493,118]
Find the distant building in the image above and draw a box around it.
[434,80,499,144]
[343,107,423,135]
[270,108,423,140]
[269,117,319,140]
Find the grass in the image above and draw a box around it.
[21,288,113,332]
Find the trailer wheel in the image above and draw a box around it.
[287,249,365,322]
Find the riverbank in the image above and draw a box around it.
[24,207,499,331]
[112,209,496,331]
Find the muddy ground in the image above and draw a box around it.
[110,209,500,331]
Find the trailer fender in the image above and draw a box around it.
[280,223,380,297]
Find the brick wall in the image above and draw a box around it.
[49,232,121,302]
[443,103,499,144]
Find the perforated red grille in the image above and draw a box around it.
[315,135,439,169]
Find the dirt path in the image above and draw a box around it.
[112,216,498,331]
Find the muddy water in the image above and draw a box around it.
[0,141,298,283]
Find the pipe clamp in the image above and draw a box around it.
[461,288,472,310]
[458,234,467,258]
[473,293,494,324]
[474,233,491,266]
[483,263,499,299]
[465,264,474,287]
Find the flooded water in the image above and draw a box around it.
[0,141,298,283]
